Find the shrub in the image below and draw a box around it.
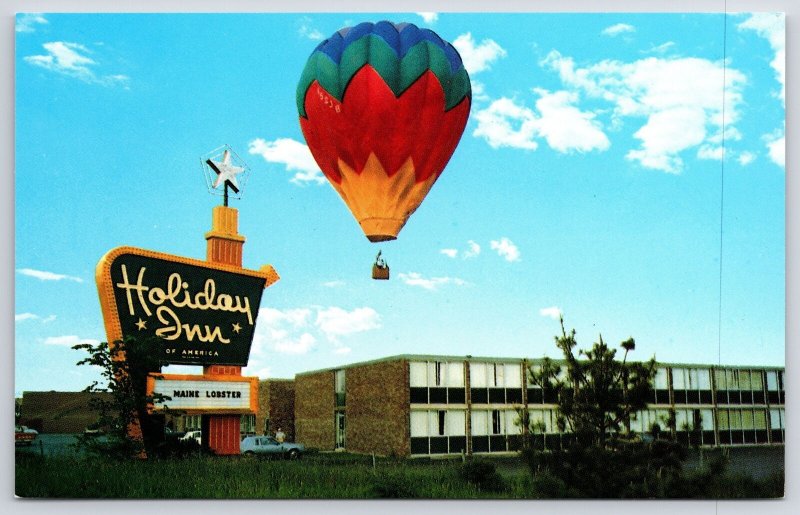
[460,459,506,493]
[530,470,570,498]
[370,474,418,498]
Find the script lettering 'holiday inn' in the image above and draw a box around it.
[116,265,254,343]
[97,248,277,366]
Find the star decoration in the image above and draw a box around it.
[232,323,242,334]
[135,318,147,331]
[208,149,243,192]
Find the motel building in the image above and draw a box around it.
[20,354,785,458]
[291,354,786,458]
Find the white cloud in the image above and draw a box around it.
[246,366,272,379]
[252,306,379,355]
[17,268,83,282]
[252,307,316,355]
[334,347,352,355]
[463,240,481,259]
[416,12,438,24]
[739,13,785,104]
[473,97,539,150]
[315,307,381,342]
[248,138,325,185]
[15,313,56,323]
[322,280,346,288]
[645,41,676,54]
[531,88,610,153]
[765,132,785,167]
[470,80,490,103]
[473,90,609,154]
[737,151,756,166]
[738,14,785,171]
[297,16,324,40]
[543,51,746,173]
[452,33,507,75]
[440,248,458,258]
[43,335,100,347]
[24,41,129,87]
[16,13,48,33]
[696,144,724,161]
[398,272,468,291]
[539,306,563,320]
[441,241,481,259]
[274,332,317,354]
[602,23,635,37]
[490,237,521,262]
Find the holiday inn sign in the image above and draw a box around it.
[97,246,279,366]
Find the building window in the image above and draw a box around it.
[435,362,443,386]
[335,369,346,407]
[240,414,256,435]
[410,411,428,437]
[504,363,522,388]
[491,410,502,435]
[766,371,779,391]
[438,410,446,436]
[471,410,488,436]
[410,362,427,387]
[470,363,487,388]
[447,362,465,387]
[492,364,504,387]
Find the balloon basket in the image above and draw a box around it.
[372,264,390,280]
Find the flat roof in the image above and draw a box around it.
[295,353,785,377]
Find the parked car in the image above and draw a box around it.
[180,430,202,445]
[240,435,304,459]
[15,425,38,446]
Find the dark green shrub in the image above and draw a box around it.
[530,470,570,498]
[460,459,506,493]
[370,475,418,498]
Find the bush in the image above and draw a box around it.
[370,474,418,498]
[460,459,506,493]
[529,470,570,498]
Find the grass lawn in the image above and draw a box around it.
[15,450,783,499]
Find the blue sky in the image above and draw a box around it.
[14,12,785,395]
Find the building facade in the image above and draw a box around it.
[19,391,111,433]
[256,379,296,441]
[295,355,786,458]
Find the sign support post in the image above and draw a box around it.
[203,205,248,454]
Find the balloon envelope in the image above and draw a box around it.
[297,21,471,242]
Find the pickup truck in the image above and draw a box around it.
[15,425,38,446]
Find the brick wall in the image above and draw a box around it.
[346,359,410,457]
[20,391,111,433]
[257,380,296,441]
[295,371,335,450]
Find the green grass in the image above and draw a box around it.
[15,453,528,499]
[15,452,783,499]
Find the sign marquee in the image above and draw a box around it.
[147,374,258,413]
[97,246,279,366]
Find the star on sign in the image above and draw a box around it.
[135,318,147,331]
[232,323,242,334]
[208,149,243,192]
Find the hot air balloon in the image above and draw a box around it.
[296,21,471,243]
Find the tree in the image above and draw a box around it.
[529,317,656,447]
[523,318,692,498]
[72,335,171,459]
